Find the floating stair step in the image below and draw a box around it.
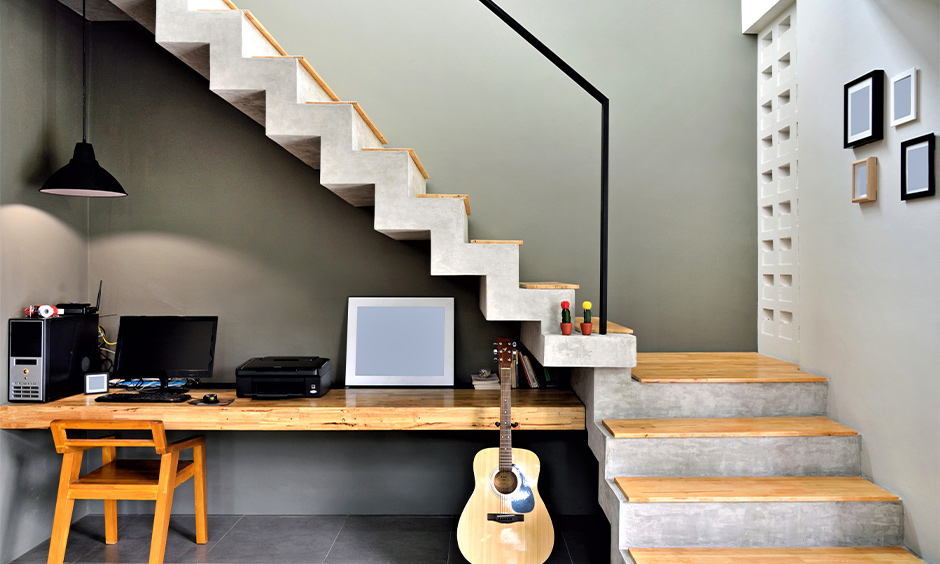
[603,416,857,439]
[615,476,898,503]
[628,546,924,564]
[519,281,579,289]
[471,239,523,245]
[633,352,825,383]
[306,101,387,144]
[574,317,633,334]
[360,148,429,179]
[416,193,470,215]
[253,56,341,101]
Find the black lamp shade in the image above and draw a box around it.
[40,142,126,197]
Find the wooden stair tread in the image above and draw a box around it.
[615,476,899,503]
[633,352,825,383]
[416,194,470,215]
[628,547,923,564]
[574,317,633,334]
[519,281,580,289]
[360,148,429,179]
[471,239,523,245]
[603,416,858,438]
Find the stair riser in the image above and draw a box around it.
[605,487,903,548]
[604,435,861,478]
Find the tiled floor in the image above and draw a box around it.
[16,513,608,563]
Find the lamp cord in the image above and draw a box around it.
[82,0,87,143]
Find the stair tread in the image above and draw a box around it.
[575,317,633,334]
[519,281,580,289]
[603,416,857,438]
[614,476,899,502]
[628,546,922,564]
[416,193,470,215]
[471,239,523,245]
[633,352,825,383]
[360,148,429,179]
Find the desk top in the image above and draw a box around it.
[0,388,585,431]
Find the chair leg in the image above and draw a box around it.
[149,452,179,564]
[101,446,118,544]
[192,443,208,544]
[47,451,83,564]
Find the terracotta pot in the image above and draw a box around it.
[560,323,572,335]
[580,322,593,335]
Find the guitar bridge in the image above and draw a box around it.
[487,513,524,524]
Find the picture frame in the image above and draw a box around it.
[852,157,877,203]
[890,68,917,127]
[900,133,935,201]
[844,70,884,149]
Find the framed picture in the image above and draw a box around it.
[890,68,917,127]
[852,157,877,203]
[900,133,935,201]
[844,70,884,148]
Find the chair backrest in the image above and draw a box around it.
[50,420,169,454]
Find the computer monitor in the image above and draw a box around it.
[113,316,218,391]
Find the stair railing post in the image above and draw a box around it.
[477,0,610,335]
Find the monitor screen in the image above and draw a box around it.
[113,316,218,385]
[345,297,454,386]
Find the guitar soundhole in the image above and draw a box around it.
[493,471,518,495]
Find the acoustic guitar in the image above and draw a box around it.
[457,337,554,564]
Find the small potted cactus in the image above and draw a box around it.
[560,301,572,335]
[581,301,593,335]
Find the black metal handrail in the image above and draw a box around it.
[478,0,609,335]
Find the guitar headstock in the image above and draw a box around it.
[494,337,516,369]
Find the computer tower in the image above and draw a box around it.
[8,314,100,402]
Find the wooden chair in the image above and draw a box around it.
[47,420,207,564]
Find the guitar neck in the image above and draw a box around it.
[499,362,513,472]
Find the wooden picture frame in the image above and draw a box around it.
[901,133,935,201]
[890,68,917,127]
[844,70,884,149]
[852,157,877,203]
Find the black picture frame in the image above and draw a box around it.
[844,70,884,149]
[901,133,935,201]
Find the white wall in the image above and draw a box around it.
[797,1,939,562]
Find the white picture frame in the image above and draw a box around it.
[890,68,918,127]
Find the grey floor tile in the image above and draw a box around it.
[72,514,241,564]
[13,515,137,564]
[199,515,346,564]
[325,516,451,564]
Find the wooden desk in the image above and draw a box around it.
[0,388,584,431]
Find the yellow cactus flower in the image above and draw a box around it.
[582,301,592,310]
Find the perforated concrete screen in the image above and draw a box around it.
[757,6,800,362]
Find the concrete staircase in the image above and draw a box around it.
[88,0,636,372]
[572,353,922,564]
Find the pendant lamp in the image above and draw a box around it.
[41,0,126,197]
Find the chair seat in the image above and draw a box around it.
[77,459,194,485]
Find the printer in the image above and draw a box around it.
[235,356,331,398]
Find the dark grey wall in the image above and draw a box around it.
[0,1,91,561]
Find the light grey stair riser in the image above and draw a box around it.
[604,435,861,478]
[614,497,903,548]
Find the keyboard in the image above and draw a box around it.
[95,391,192,403]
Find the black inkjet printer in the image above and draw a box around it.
[235,357,331,398]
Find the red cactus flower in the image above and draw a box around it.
[561,301,570,309]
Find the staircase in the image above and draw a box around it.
[65,2,922,562]
[572,353,923,563]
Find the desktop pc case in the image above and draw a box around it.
[8,315,100,402]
